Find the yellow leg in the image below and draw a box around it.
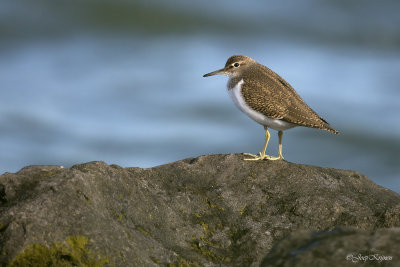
[243,129,284,161]
[278,131,284,159]
[268,131,284,160]
[244,128,272,161]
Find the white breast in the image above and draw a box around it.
[228,79,297,131]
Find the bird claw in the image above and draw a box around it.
[265,155,284,161]
[243,153,271,161]
[243,153,283,161]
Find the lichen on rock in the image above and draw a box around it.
[7,236,109,267]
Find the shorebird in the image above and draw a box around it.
[203,55,338,160]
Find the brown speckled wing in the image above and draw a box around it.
[241,64,338,134]
[240,77,288,119]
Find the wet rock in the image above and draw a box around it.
[0,154,399,266]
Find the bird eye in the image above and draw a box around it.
[234,63,240,67]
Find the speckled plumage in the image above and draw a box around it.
[225,55,338,134]
[203,54,338,161]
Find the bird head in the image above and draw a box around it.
[203,55,255,78]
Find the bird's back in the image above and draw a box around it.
[240,63,339,134]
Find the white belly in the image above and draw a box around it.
[228,79,297,131]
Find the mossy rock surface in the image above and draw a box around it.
[1,154,400,266]
[8,236,108,267]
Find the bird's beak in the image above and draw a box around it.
[203,68,226,77]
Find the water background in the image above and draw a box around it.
[1,0,399,192]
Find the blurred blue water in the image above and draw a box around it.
[0,0,399,192]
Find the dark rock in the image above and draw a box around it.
[260,227,400,267]
[0,154,399,266]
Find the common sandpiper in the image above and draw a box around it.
[203,55,338,161]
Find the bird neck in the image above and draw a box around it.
[227,76,243,90]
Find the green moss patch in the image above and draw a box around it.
[8,236,109,267]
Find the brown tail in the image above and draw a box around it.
[323,124,339,134]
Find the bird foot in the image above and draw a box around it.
[266,155,284,161]
[243,152,271,161]
[243,153,283,161]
